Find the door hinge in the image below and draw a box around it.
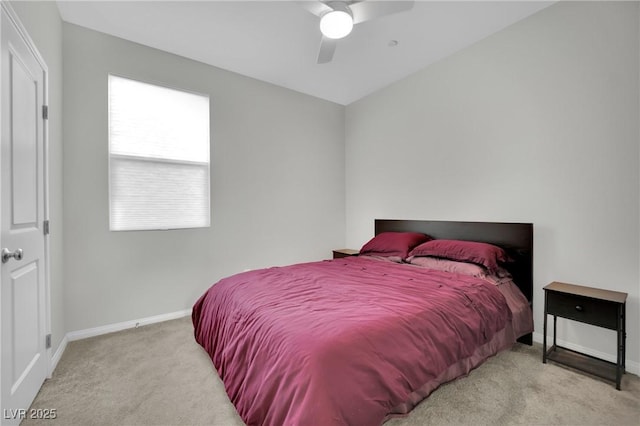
[42,105,48,120]
[43,220,50,235]
[45,334,51,349]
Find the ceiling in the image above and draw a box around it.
[56,1,553,105]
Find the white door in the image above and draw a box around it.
[0,8,48,425]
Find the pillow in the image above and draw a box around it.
[407,257,487,277]
[359,232,431,260]
[407,239,508,272]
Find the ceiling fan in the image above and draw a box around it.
[299,1,415,64]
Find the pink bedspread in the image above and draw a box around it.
[193,257,520,425]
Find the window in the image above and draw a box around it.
[108,75,210,231]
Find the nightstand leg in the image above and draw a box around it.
[617,324,622,390]
[622,303,626,372]
[543,292,548,363]
[616,303,625,390]
[543,321,547,363]
[553,315,557,348]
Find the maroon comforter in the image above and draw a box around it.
[193,257,515,425]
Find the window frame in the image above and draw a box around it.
[107,73,211,232]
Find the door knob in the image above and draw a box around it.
[1,248,23,263]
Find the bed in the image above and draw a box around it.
[193,220,533,425]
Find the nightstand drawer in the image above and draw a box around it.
[546,291,618,330]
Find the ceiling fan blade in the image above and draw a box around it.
[297,1,333,17]
[317,36,338,64]
[350,0,414,25]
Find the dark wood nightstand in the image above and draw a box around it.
[332,249,359,259]
[543,281,627,390]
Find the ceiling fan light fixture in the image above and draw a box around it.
[320,9,353,39]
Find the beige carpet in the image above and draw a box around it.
[23,317,639,426]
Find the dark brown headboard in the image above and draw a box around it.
[375,219,533,345]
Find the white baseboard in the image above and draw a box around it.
[67,309,192,342]
[49,334,68,377]
[49,309,191,378]
[49,309,192,374]
[532,332,639,375]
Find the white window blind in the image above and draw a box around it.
[108,75,210,231]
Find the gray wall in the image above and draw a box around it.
[10,1,640,372]
[345,1,639,368]
[62,23,345,332]
[9,1,65,355]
